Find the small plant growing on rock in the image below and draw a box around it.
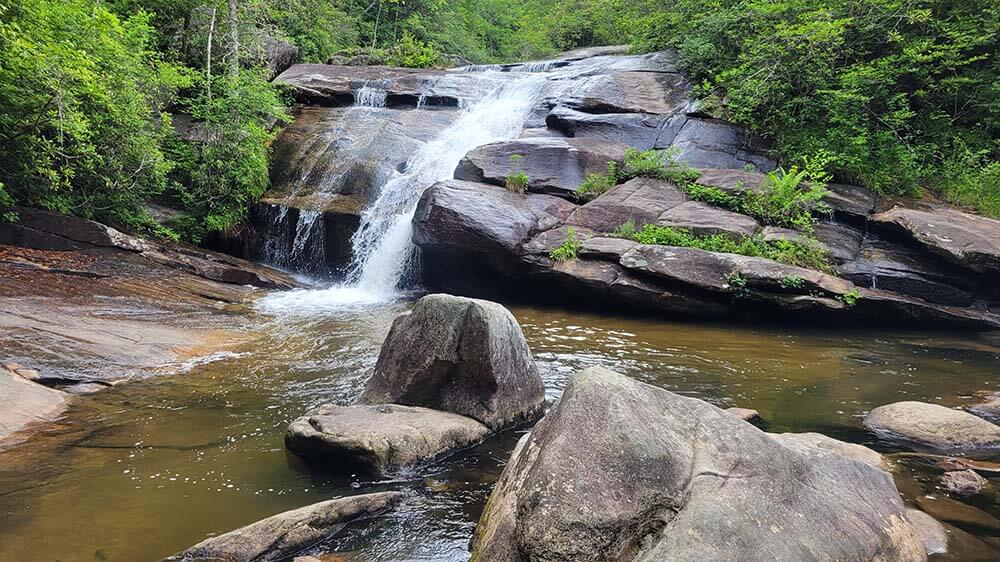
[838,288,862,307]
[575,161,619,201]
[505,154,529,194]
[550,228,582,261]
[779,275,805,289]
[613,220,638,239]
[621,147,700,185]
[725,271,750,299]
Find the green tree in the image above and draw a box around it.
[0,0,193,231]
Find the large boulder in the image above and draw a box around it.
[870,201,1000,275]
[454,138,628,196]
[361,294,545,430]
[412,180,570,275]
[285,404,489,475]
[865,401,1000,455]
[618,245,854,299]
[566,177,687,232]
[840,238,975,306]
[169,492,401,562]
[470,367,925,561]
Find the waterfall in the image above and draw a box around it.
[353,85,388,108]
[258,72,547,313]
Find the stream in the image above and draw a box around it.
[0,299,998,561]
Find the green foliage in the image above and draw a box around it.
[0,0,193,234]
[621,224,831,271]
[505,154,528,194]
[550,227,582,261]
[613,220,638,239]
[381,31,441,68]
[839,287,862,307]
[780,275,805,289]
[269,0,359,62]
[167,72,288,241]
[575,161,619,200]
[621,147,701,184]
[683,155,832,232]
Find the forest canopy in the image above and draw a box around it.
[0,0,996,240]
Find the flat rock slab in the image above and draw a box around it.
[905,509,948,556]
[871,201,1000,275]
[362,294,544,430]
[865,401,1000,455]
[169,492,401,562]
[471,367,924,562]
[657,200,760,238]
[0,370,66,445]
[567,177,687,233]
[285,404,489,475]
[619,244,853,298]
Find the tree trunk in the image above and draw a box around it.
[206,7,216,101]
[228,0,239,77]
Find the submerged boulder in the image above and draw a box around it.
[169,492,401,562]
[362,294,545,431]
[284,404,489,475]
[0,367,67,445]
[471,367,924,562]
[865,401,1000,455]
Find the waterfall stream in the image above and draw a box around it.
[258,72,547,313]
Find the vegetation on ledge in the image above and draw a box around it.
[615,222,833,272]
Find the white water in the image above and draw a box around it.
[258,72,547,314]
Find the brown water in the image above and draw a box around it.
[1,300,998,561]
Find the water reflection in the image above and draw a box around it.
[0,301,997,561]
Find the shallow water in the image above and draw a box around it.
[1,300,998,561]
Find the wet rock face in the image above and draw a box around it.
[168,492,401,562]
[871,201,1000,275]
[284,404,489,475]
[454,137,628,197]
[412,180,560,275]
[471,367,925,562]
[940,470,989,496]
[362,294,545,431]
[865,401,1000,455]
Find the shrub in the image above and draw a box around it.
[505,154,528,194]
[575,161,619,200]
[683,155,832,232]
[550,227,582,261]
[619,223,831,271]
[839,288,862,307]
[621,147,701,184]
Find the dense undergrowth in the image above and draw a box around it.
[1,0,996,242]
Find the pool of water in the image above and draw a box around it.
[1,300,998,561]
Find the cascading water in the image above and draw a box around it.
[258,72,547,313]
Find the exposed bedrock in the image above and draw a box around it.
[411,175,1000,329]
[168,492,401,562]
[286,294,545,475]
[470,367,925,562]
